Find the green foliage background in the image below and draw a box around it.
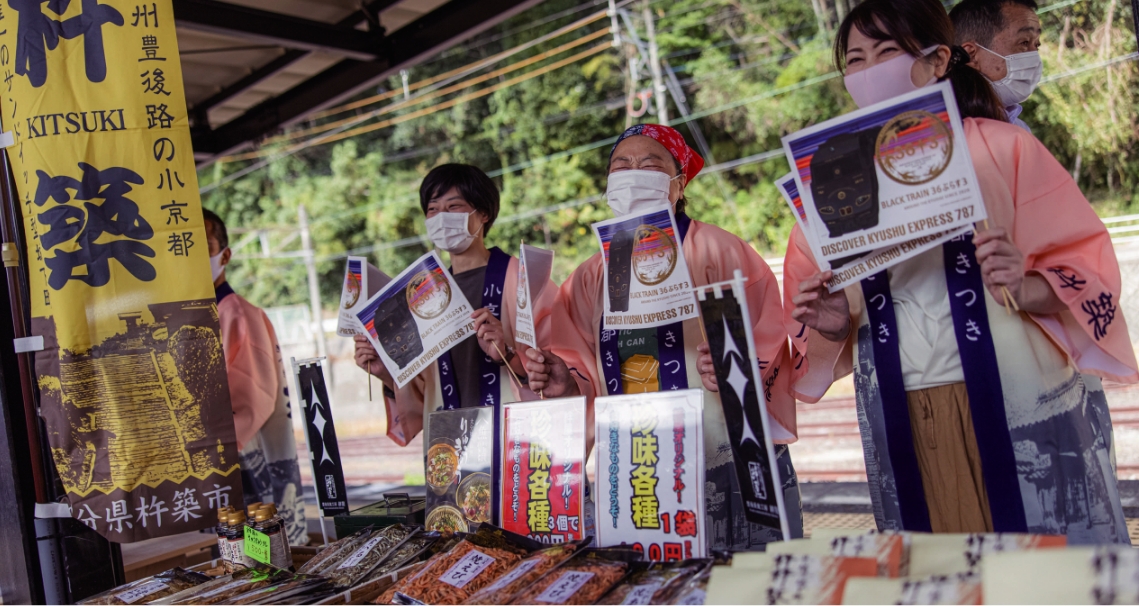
[198,0,1139,311]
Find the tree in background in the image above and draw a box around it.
[198,0,1138,312]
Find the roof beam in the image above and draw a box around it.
[173,0,385,60]
[187,0,402,122]
[194,0,545,162]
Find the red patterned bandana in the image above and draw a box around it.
[610,124,705,182]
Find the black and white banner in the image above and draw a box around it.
[295,358,349,517]
[696,272,789,538]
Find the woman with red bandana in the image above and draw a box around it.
[523,124,803,548]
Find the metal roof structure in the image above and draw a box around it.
[176,0,544,164]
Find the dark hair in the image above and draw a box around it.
[670,156,688,215]
[834,0,1007,121]
[202,208,229,250]
[950,0,1039,47]
[419,163,500,237]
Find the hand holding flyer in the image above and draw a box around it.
[355,251,475,388]
[782,81,986,269]
[592,204,699,330]
[515,243,555,348]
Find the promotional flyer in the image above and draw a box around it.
[776,172,970,292]
[355,251,474,388]
[424,407,496,533]
[500,398,587,543]
[782,82,986,264]
[594,389,707,560]
[514,243,555,348]
[593,205,699,330]
[337,256,391,337]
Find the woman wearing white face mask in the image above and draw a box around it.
[522,124,803,549]
[353,164,555,447]
[784,0,1136,543]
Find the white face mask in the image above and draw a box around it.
[209,249,227,282]
[606,170,678,217]
[843,46,939,109]
[978,46,1042,106]
[425,211,478,253]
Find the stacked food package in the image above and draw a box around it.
[88,524,1130,605]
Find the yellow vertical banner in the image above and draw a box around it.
[0,0,241,542]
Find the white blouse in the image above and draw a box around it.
[886,245,966,391]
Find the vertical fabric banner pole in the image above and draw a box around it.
[292,356,349,545]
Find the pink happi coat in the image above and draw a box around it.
[783,117,1138,543]
[551,218,797,450]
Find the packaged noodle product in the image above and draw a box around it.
[765,532,908,578]
[169,567,290,605]
[668,564,713,605]
[328,525,415,589]
[598,562,707,605]
[362,532,442,583]
[842,573,982,605]
[463,542,582,604]
[79,568,211,605]
[298,527,377,575]
[392,540,523,603]
[707,554,878,605]
[906,533,1066,578]
[509,551,635,605]
[228,574,330,605]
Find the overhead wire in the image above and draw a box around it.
[262,27,612,147]
[225,41,612,162]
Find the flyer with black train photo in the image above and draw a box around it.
[337,255,391,337]
[355,251,474,388]
[592,205,699,330]
[514,243,554,348]
[776,172,969,292]
[782,81,985,266]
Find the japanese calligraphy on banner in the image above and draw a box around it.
[776,172,969,292]
[356,251,475,388]
[594,389,706,560]
[500,397,586,543]
[592,204,699,330]
[0,0,241,542]
[514,243,553,348]
[782,82,986,269]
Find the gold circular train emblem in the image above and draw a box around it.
[343,273,361,309]
[875,110,953,186]
[406,269,451,319]
[632,224,678,286]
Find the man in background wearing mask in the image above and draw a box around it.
[353,164,554,449]
[522,125,803,550]
[205,209,308,546]
[951,0,1042,131]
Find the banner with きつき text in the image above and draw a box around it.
[501,397,586,543]
[776,172,969,292]
[593,205,699,330]
[356,251,475,388]
[0,0,242,542]
[514,243,553,348]
[595,389,706,560]
[782,82,985,265]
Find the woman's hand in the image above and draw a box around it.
[790,270,851,342]
[973,228,1025,305]
[471,308,511,362]
[353,334,393,385]
[523,348,580,397]
[974,228,1065,314]
[696,342,718,392]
